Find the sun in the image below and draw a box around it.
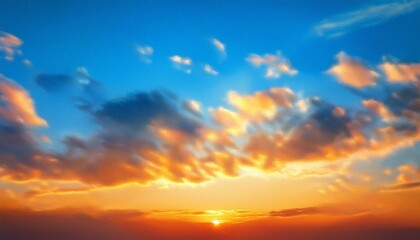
[212,219,221,226]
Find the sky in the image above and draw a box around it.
[1,0,420,239]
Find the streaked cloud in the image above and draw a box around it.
[203,64,219,75]
[246,51,297,79]
[382,181,420,191]
[314,0,420,38]
[136,45,153,63]
[327,52,379,88]
[0,31,22,61]
[270,207,319,217]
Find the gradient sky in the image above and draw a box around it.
[1,0,420,239]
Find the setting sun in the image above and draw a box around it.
[212,219,221,226]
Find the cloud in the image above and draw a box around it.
[35,74,74,92]
[169,55,192,73]
[136,45,153,63]
[227,87,295,122]
[395,164,420,184]
[362,99,394,121]
[270,207,319,217]
[210,107,248,136]
[314,0,420,38]
[94,90,201,135]
[382,181,420,191]
[327,52,379,88]
[203,64,219,75]
[332,107,346,117]
[211,38,226,57]
[184,100,201,114]
[0,31,22,61]
[246,51,297,79]
[379,62,420,83]
[0,75,47,126]
[2,54,420,187]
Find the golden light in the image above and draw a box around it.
[212,219,221,226]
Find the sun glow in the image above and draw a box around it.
[212,219,221,226]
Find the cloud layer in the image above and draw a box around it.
[1,52,420,187]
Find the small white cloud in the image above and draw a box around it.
[23,59,32,67]
[211,38,226,57]
[136,45,154,63]
[170,55,192,65]
[76,67,94,85]
[186,100,201,113]
[246,51,297,79]
[0,31,23,61]
[169,55,192,73]
[203,64,219,75]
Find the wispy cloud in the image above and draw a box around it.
[211,38,226,57]
[0,31,22,61]
[136,45,153,63]
[246,51,297,79]
[314,0,420,38]
[203,64,219,75]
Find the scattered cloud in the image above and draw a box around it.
[327,52,379,88]
[211,38,226,57]
[246,51,297,79]
[314,0,420,38]
[136,45,153,63]
[169,55,192,73]
[0,31,22,61]
[23,59,32,67]
[203,64,219,75]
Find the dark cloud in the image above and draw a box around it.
[382,181,420,191]
[269,207,319,217]
[35,74,74,92]
[94,90,201,135]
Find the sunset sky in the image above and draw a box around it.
[1,0,420,239]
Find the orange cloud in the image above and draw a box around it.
[227,87,295,122]
[362,99,394,121]
[0,76,47,126]
[328,52,379,88]
[332,107,346,117]
[210,107,248,136]
[380,62,420,83]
